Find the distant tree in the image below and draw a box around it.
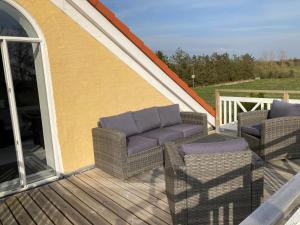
[156,50,169,64]
[154,48,298,87]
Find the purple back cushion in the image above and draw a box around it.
[157,104,182,127]
[133,107,161,132]
[269,100,300,119]
[180,139,249,156]
[100,112,139,136]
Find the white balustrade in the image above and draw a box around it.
[217,96,300,129]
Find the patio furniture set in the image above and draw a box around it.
[92,100,300,225]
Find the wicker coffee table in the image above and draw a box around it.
[164,133,264,225]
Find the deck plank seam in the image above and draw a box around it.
[52,180,117,225]
[70,175,147,225]
[80,173,170,225]
[91,170,170,213]
[84,174,168,223]
[38,187,88,225]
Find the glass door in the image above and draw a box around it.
[7,41,56,184]
[0,45,20,192]
[0,39,56,194]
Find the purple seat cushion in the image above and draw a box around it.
[140,128,183,145]
[133,107,161,132]
[269,100,300,119]
[165,124,203,137]
[180,139,249,156]
[127,135,158,155]
[241,123,262,138]
[157,104,182,127]
[100,112,139,136]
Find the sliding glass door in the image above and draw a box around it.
[0,39,56,193]
[8,41,56,183]
[0,47,20,192]
[0,1,57,195]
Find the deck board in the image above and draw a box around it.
[95,169,168,203]
[1,158,300,225]
[38,185,92,225]
[16,192,54,225]
[91,169,169,212]
[5,196,35,225]
[48,181,111,225]
[29,189,72,225]
[59,178,129,225]
[77,173,168,225]
[0,201,18,225]
[83,171,171,224]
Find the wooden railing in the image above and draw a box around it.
[215,89,300,132]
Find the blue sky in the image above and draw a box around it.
[100,0,300,59]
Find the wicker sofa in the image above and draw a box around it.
[164,135,264,225]
[238,100,300,161]
[92,104,208,179]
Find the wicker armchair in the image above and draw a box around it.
[92,112,208,179]
[164,141,264,225]
[238,110,300,161]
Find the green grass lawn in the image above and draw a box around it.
[193,78,300,109]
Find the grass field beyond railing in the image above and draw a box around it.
[194,78,300,108]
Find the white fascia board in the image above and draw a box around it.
[50,0,215,126]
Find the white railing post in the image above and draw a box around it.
[234,101,237,121]
[215,90,221,132]
[229,100,232,123]
[223,100,227,125]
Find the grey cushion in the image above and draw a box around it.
[165,124,203,137]
[269,100,300,119]
[133,107,161,132]
[127,135,158,155]
[100,112,139,136]
[241,123,262,138]
[157,104,182,127]
[180,139,249,155]
[140,128,183,145]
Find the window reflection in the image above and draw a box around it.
[0,2,37,37]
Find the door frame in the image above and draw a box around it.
[0,0,63,197]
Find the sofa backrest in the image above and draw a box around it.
[100,111,139,136]
[157,104,182,127]
[99,104,182,135]
[132,107,161,133]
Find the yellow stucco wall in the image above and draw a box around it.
[15,0,171,173]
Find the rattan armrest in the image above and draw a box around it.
[238,110,269,136]
[92,127,127,159]
[180,112,208,137]
[180,112,207,126]
[262,116,300,140]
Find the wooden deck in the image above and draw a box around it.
[1,159,300,225]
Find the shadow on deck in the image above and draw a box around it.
[1,159,300,225]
